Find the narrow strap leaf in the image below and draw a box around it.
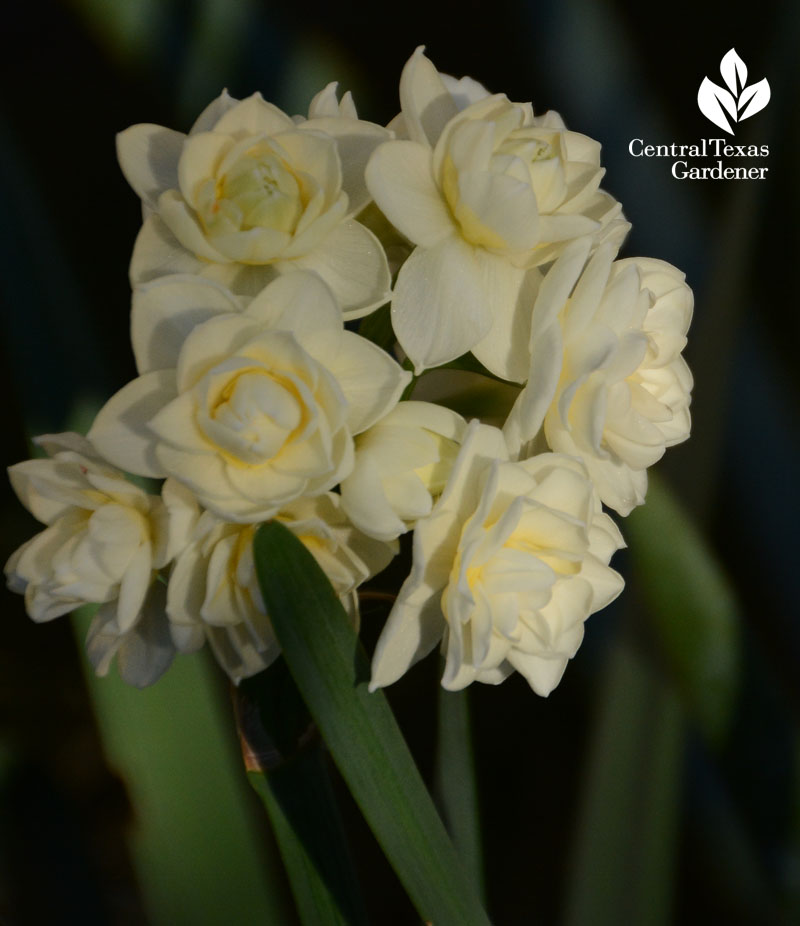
[237,662,368,925]
[254,520,492,926]
[564,640,683,926]
[626,471,741,746]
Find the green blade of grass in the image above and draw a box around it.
[253,520,492,926]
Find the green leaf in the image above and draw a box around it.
[625,471,742,746]
[434,687,485,902]
[71,609,289,925]
[253,521,492,926]
[238,663,368,926]
[564,640,683,926]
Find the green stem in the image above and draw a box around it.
[435,686,486,903]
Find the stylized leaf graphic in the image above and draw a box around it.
[738,77,771,120]
[720,48,747,96]
[698,77,736,134]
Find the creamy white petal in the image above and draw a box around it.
[391,237,492,372]
[506,323,563,451]
[132,274,241,374]
[440,73,490,109]
[454,168,540,252]
[399,46,459,147]
[322,331,410,434]
[212,93,295,136]
[302,116,391,216]
[175,314,260,391]
[369,578,446,690]
[89,371,177,477]
[152,478,200,567]
[177,131,234,206]
[9,459,95,525]
[281,219,391,319]
[340,455,407,542]
[470,258,540,382]
[365,140,455,247]
[116,587,178,687]
[307,82,358,119]
[117,124,185,208]
[197,261,279,297]
[189,89,239,134]
[115,543,153,633]
[130,214,206,286]
[377,400,466,440]
[528,238,592,345]
[563,243,617,338]
[506,650,570,697]
[149,392,212,453]
[158,191,236,262]
[166,541,209,626]
[244,271,343,352]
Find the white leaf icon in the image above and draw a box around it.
[698,77,737,134]
[738,77,771,121]
[720,48,747,96]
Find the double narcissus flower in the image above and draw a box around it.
[88,271,409,522]
[167,493,396,682]
[6,51,692,696]
[504,241,693,515]
[5,433,198,686]
[370,422,624,695]
[119,86,391,316]
[365,47,629,376]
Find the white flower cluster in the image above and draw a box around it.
[6,48,692,695]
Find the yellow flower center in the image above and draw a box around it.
[198,144,304,237]
[205,369,307,465]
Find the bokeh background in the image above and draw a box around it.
[2,0,799,923]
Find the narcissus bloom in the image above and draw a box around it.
[166,493,396,682]
[89,272,410,522]
[5,434,197,686]
[119,88,391,316]
[365,47,628,375]
[505,241,693,515]
[370,422,624,696]
[340,400,466,541]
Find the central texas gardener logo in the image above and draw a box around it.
[698,49,770,134]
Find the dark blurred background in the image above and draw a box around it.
[1,0,798,923]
